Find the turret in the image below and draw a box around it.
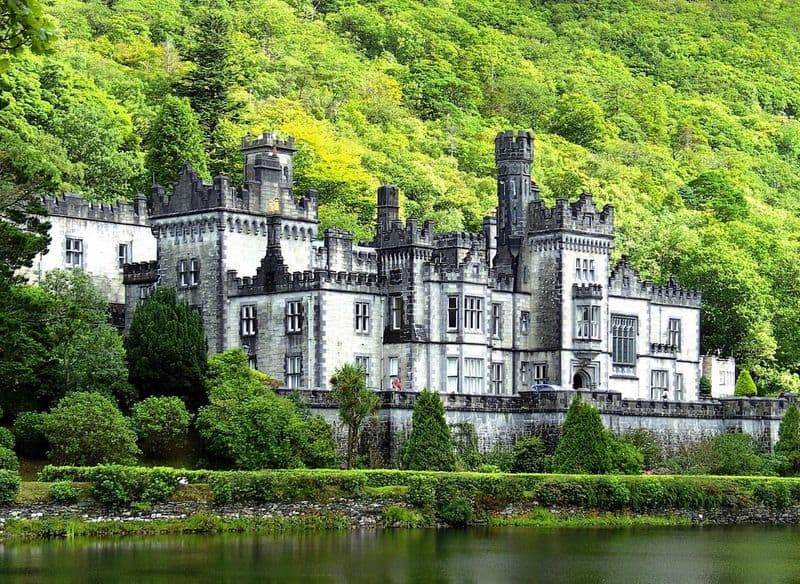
[376,185,400,235]
[495,130,538,246]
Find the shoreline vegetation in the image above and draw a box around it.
[1,467,800,541]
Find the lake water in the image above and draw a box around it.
[0,526,799,583]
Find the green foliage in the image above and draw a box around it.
[0,0,56,70]
[711,433,764,476]
[197,349,335,469]
[450,422,481,470]
[552,397,612,474]
[0,427,14,451]
[679,172,748,222]
[546,93,611,149]
[39,270,135,407]
[146,95,209,188]
[131,397,191,458]
[439,496,473,527]
[125,287,208,408]
[13,411,47,458]
[48,481,78,504]
[609,440,644,475]
[43,392,139,466]
[402,389,456,471]
[0,470,20,504]
[776,403,800,475]
[510,437,546,473]
[619,429,664,470]
[735,370,758,397]
[699,376,713,398]
[329,363,380,469]
[0,446,19,471]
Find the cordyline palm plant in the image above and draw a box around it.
[329,363,380,469]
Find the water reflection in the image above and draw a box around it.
[0,526,799,583]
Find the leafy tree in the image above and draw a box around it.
[546,93,611,150]
[0,0,55,71]
[196,349,335,469]
[43,391,139,465]
[552,396,613,474]
[734,370,757,397]
[329,363,380,469]
[146,95,209,189]
[679,172,748,222]
[710,432,763,476]
[510,436,547,473]
[126,287,208,408]
[40,270,134,407]
[13,411,47,458]
[609,439,644,475]
[131,396,191,458]
[775,403,800,474]
[402,388,456,471]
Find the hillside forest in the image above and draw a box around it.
[2,0,800,392]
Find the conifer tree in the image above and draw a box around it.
[402,388,456,471]
[146,96,209,189]
[125,288,208,409]
[776,403,800,456]
[176,1,243,175]
[734,369,757,397]
[552,396,613,474]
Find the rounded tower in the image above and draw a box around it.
[495,130,539,246]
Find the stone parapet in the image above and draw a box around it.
[123,260,159,284]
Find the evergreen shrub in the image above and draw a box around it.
[131,396,191,458]
[13,412,48,458]
[0,427,14,451]
[0,470,20,505]
[402,389,456,471]
[552,397,612,474]
[734,370,757,396]
[0,447,19,471]
[48,481,78,504]
[510,437,546,473]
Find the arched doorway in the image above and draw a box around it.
[572,370,590,390]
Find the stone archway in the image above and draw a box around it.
[572,370,591,390]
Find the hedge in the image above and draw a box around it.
[35,467,800,511]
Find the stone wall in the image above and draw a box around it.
[287,389,798,464]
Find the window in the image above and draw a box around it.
[447,296,459,330]
[651,369,669,400]
[446,357,459,393]
[533,363,548,385]
[668,318,682,349]
[464,358,483,393]
[355,302,370,334]
[189,258,200,285]
[491,362,504,394]
[178,259,189,287]
[355,355,371,387]
[520,361,529,386]
[575,258,582,281]
[241,304,257,336]
[675,373,685,401]
[521,311,530,335]
[463,296,483,331]
[66,237,83,268]
[611,315,637,365]
[117,243,130,269]
[576,306,600,339]
[583,259,589,281]
[576,258,596,282]
[285,355,302,388]
[248,353,258,370]
[285,300,303,333]
[491,303,502,338]
[589,260,595,281]
[389,296,403,330]
[388,356,399,387]
[137,285,153,306]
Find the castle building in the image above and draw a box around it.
[116,130,703,400]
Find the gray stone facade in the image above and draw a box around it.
[122,130,707,401]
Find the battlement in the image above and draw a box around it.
[495,130,533,162]
[609,257,701,307]
[375,218,436,248]
[228,267,381,296]
[241,133,296,152]
[528,194,614,236]
[43,193,148,225]
[573,283,603,299]
[434,231,485,250]
[123,260,159,284]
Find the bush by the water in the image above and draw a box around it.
[402,389,456,471]
[44,392,139,466]
[0,470,20,504]
[0,447,19,471]
[13,412,48,458]
[510,437,547,473]
[553,397,613,473]
[48,481,79,504]
[131,396,191,458]
[619,429,664,470]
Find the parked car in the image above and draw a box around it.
[529,384,564,392]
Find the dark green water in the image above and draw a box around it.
[1,526,799,583]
